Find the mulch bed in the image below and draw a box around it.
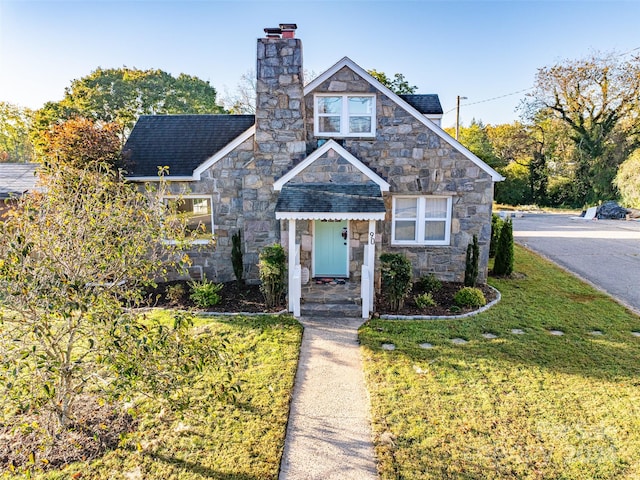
[145,279,497,317]
[0,396,136,473]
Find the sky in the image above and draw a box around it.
[1,0,639,128]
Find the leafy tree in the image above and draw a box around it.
[367,69,417,94]
[41,117,122,169]
[32,67,226,151]
[0,162,224,433]
[448,120,501,168]
[0,102,34,163]
[526,52,640,204]
[615,149,640,208]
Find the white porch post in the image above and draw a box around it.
[367,220,376,312]
[288,219,296,313]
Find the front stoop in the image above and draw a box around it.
[300,281,362,318]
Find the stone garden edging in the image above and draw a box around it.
[379,285,501,321]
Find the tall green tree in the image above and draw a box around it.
[0,102,34,163]
[32,67,227,154]
[615,149,640,208]
[367,69,417,94]
[526,52,640,204]
[448,120,501,168]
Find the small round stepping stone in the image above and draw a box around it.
[549,330,564,336]
[451,338,468,345]
[632,332,640,337]
[482,333,498,339]
[590,330,604,336]
[511,329,525,335]
[419,342,434,349]
[381,343,396,351]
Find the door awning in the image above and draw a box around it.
[275,182,387,221]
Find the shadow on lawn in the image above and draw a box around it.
[142,449,263,480]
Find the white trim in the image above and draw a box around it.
[314,94,376,138]
[276,211,386,221]
[391,195,452,246]
[273,139,390,192]
[128,175,196,182]
[193,126,255,179]
[304,57,504,182]
[125,126,256,182]
[163,194,215,240]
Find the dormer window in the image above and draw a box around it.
[314,94,376,137]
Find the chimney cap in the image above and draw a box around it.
[264,27,282,35]
[279,23,297,30]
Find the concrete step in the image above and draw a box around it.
[300,301,363,318]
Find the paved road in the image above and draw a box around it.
[512,213,640,315]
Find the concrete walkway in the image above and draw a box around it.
[279,316,378,480]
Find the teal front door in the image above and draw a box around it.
[314,220,348,278]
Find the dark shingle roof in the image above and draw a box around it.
[398,94,443,115]
[123,114,255,177]
[0,163,39,199]
[276,182,385,213]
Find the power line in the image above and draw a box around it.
[444,87,533,114]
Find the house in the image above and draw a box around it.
[124,24,503,317]
[0,163,39,217]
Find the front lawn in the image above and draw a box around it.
[2,314,302,479]
[360,245,640,479]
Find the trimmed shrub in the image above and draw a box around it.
[489,214,502,258]
[418,273,442,293]
[380,253,413,312]
[464,234,480,287]
[493,218,514,276]
[166,283,186,305]
[414,292,437,309]
[189,279,223,308]
[454,287,486,308]
[231,230,244,285]
[259,244,287,308]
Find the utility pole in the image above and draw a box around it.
[455,95,467,140]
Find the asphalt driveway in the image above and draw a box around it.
[511,213,640,315]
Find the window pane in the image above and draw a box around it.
[348,96,372,114]
[424,221,445,241]
[395,221,416,241]
[166,198,212,235]
[318,116,341,133]
[425,197,448,218]
[349,116,372,133]
[395,198,417,218]
[317,97,341,114]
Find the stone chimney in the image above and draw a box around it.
[255,24,306,169]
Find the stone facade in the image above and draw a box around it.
[169,38,496,286]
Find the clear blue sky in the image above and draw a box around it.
[1,0,638,127]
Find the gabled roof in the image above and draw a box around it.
[399,94,443,115]
[0,163,39,199]
[123,114,255,179]
[304,57,504,182]
[274,139,390,192]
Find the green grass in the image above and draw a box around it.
[360,245,640,479]
[18,314,302,480]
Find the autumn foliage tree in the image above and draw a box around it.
[42,117,122,169]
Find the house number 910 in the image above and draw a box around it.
[370,232,375,244]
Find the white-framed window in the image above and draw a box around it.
[163,195,214,243]
[314,94,376,137]
[391,196,452,246]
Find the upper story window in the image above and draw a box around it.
[392,196,452,246]
[314,94,376,137]
[163,195,213,243]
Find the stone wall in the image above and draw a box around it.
[303,66,495,282]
